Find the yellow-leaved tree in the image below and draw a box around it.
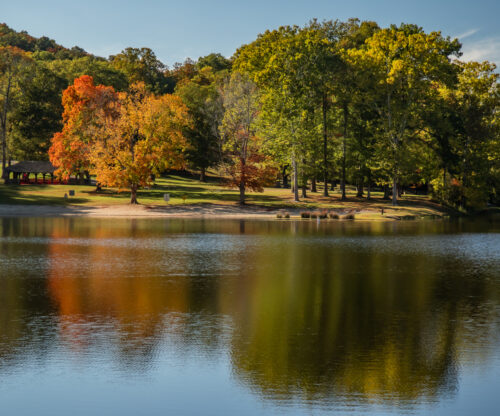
[91,83,190,203]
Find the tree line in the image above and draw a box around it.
[0,20,498,209]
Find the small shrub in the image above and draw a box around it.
[310,212,318,219]
[301,211,311,218]
[329,212,339,219]
[284,212,290,219]
[319,211,328,219]
[343,212,355,220]
[276,213,283,219]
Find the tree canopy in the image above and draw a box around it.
[2,19,498,210]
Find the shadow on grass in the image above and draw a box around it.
[160,173,223,185]
[82,182,285,205]
[1,178,451,216]
[0,185,90,205]
[321,195,453,217]
[82,187,240,202]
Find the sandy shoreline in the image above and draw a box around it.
[0,203,447,220]
[0,204,287,218]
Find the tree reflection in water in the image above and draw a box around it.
[0,217,499,410]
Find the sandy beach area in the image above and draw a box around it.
[0,203,448,220]
[0,203,288,218]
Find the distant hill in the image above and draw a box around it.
[0,23,89,59]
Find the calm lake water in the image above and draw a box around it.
[1,217,499,415]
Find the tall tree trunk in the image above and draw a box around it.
[383,185,390,200]
[130,184,138,204]
[322,94,328,197]
[239,181,246,205]
[292,155,299,202]
[442,169,447,201]
[311,177,317,192]
[367,171,371,200]
[387,89,398,206]
[301,158,307,198]
[239,157,246,204]
[341,103,348,201]
[1,134,5,180]
[282,165,288,188]
[356,180,364,197]
[1,76,12,180]
[200,167,206,182]
[461,138,470,210]
[392,175,398,206]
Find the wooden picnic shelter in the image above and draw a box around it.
[4,161,56,184]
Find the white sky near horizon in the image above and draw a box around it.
[2,0,499,67]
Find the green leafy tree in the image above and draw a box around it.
[437,61,499,210]
[47,56,128,91]
[334,19,379,199]
[234,25,327,201]
[196,53,231,72]
[111,47,174,94]
[220,72,275,204]
[9,61,66,160]
[0,46,32,177]
[346,25,460,205]
[175,66,225,181]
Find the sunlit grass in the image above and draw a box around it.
[0,172,449,219]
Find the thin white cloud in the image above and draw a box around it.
[455,28,479,40]
[460,36,500,65]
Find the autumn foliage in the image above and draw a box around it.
[220,72,276,204]
[91,83,190,203]
[49,76,190,203]
[48,75,118,181]
[226,153,277,194]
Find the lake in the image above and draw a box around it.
[0,217,499,415]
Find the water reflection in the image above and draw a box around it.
[0,217,499,414]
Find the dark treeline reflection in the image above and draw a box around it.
[0,217,499,408]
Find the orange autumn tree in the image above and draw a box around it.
[91,83,190,204]
[49,75,118,183]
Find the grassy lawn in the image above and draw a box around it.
[0,172,450,218]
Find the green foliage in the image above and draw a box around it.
[46,56,128,91]
[435,61,499,210]
[220,72,276,203]
[1,20,498,212]
[110,47,174,94]
[0,22,88,59]
[9,61,66,160]
[175,67,224,180]
[196,53,231,72]
[0,46,33,175]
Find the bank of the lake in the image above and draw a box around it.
[0,203,451,221]
[0,174,455,220]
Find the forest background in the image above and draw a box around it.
[0,19,498,210]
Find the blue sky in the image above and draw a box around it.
[2,0,499,66]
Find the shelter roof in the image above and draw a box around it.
[5,161,56,174]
